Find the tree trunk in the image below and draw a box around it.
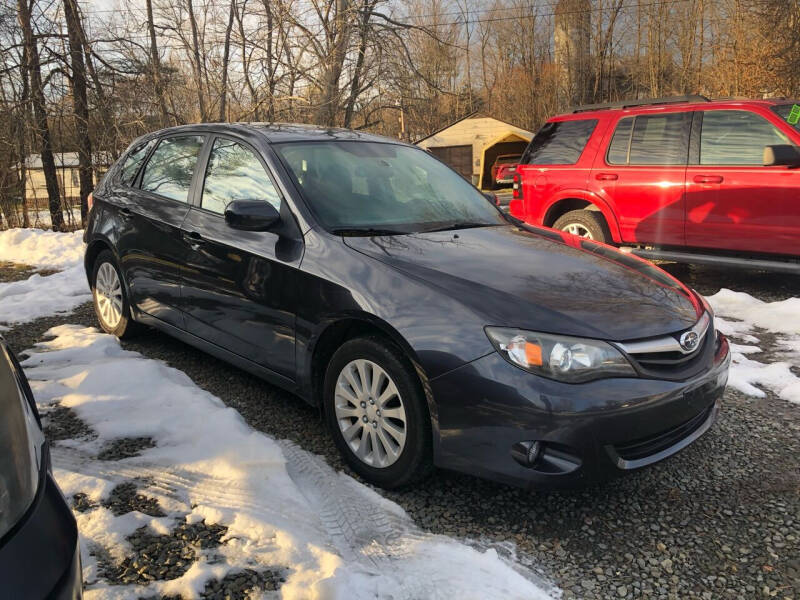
[17,0,63,230]
[64,0,93,226]
[187,0,208,121]
[146,0,170,126]
[18,43,31,228]
[315,0,351,127]
[219,0,236,122]
[343,0,375,128]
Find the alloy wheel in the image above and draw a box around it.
[95,262,123,329]
[562,223,594,239]
[334,359,407,468]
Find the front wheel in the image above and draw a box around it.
[324,337,433,489]
[553,209,610,243]
[91,250,142,339]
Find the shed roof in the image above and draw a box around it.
[414,111,534,144]
[24,152,113,169]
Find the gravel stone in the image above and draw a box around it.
[41,404,96,442]
[200,567,285,599]
[0,261,57,283]
[102,482,165,517]
[97,436,156,461]
[100,526,196,585]
[72,492,97,513]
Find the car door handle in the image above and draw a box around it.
[182,231,206,246]
[693,175,724,184]
[595,173,618,181]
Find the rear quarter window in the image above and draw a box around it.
[118,139,156,186]
[521,119,598,165]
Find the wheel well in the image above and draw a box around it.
[543,199,601,228]
[310,319,392,405]
[84,240,112,280]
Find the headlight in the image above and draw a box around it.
[485,327,636,383]
[0,346,44,539]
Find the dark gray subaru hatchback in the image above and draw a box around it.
[84,124,730,490]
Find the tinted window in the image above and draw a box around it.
[274,141,504,232]
[771,103,800,133]
[701,110,789,165]
[140,135,205,202]
[119,139,155,186]
[628,113,689,165]
[606,117,633,164]
[201,139,280,214]
[522,119,598,165]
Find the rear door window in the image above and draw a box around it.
[522,119,598,165]
[140,135,205,202]
[628,113,690,165]
[119,139,156,186]
[700,110,789,165]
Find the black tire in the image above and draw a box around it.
[323,336,433,489]
[90,250,143,339]
[553,209,611,243]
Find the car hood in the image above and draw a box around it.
[343,224,701,341]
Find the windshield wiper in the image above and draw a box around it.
[421,222,495,233]
[330,227,410,237]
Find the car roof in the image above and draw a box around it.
[549,98,797,121]
[141,122,408,146]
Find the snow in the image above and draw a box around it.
[0,228,91,326]
[708,289,800,405]
[0,228,85,269]
[23,325,559,600]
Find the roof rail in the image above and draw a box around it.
[571,95,711,113]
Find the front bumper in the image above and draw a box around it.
[0,446,82,599]
[429,333,730,489]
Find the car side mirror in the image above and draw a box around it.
[224,200,280,231]
[763,144,800,167]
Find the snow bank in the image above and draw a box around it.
[0,228,85,269]
[23,325,559,600]
[708,289,800,405]
[0,265,90,324]
[0,228,90,326]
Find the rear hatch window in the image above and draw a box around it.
[521,119,598,165]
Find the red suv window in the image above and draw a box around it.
[522,119,598,165]
[605,113,690,166]
[698,110,789,165]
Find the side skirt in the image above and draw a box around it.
[135,311,308,402]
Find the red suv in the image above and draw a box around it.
[509,96,800,265]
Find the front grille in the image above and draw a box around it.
[614,404,713,461]
[632,349,700,369]
[616,312,713,379]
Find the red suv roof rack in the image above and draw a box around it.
[570,95,710,113]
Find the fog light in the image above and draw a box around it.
[511,440,542,467]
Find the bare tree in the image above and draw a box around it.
[17,0,63,230]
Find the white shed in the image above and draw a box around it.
[415,112,534,190]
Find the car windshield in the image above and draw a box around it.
[274,141,505,234]
[771,103,800,133]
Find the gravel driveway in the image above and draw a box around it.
[4,264,799,600]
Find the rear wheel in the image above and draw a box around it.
[91,250,142,339]
[324,336,433,489]
[553,209,610,243]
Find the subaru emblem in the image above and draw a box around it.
[679,330,699,352]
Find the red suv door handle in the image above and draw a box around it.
[595,173,618,181]
[693,175,724,184]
